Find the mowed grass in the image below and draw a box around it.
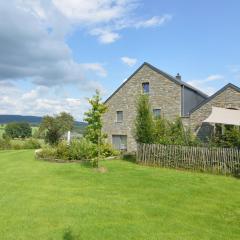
[0,151,239,240]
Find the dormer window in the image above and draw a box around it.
[116,111,123,122]
[142,82,149,94]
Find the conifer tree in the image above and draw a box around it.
[134,94,154,143]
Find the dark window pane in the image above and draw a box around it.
[153,109,161,118]
[142,82,149,93]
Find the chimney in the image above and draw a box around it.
[176,73,181,81]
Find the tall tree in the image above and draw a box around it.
[84,90,107,144]
[134,94,154,143]
[39,112,74,145]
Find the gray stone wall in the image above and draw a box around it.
[102,64,182,152]
[189,86,240,139]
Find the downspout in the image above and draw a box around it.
[181,85,185,116]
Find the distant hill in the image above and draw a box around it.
[0,115,87,127]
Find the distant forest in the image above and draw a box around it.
[0,115,87,132]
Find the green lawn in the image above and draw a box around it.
[0,151,239,240]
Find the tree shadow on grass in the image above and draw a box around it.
[121,152,136,163]
[62,228,81,240]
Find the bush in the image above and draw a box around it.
[5,122,32,139]
[23,138,42,149]
[0,138,41,150]
[209,126,240,148]
[100,143,120,157]
[36,147,57,159]
[35,138,118,162]
[69,139,97,160]
[0,138,11,150]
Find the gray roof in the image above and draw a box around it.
[189,83,240,114]
[105,62,208,103]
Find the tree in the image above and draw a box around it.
[39,112,74,145]
[5,122,32,139]
[84,90,107,144]
[134,94,154,143]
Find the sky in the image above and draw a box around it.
[0,0,240,121]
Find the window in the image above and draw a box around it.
[112,135,127,150]
[153,109,161,118]
[142,82,149,94]
[116,111,123,122]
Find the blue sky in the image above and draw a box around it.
[0,0,240,120]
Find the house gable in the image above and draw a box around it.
[105,62,208,104]
[189,83,240,134]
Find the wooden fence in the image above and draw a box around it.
[137,143,240,175]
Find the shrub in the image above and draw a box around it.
[100,143,120,157]
[36,147,57,159]
[23,138,42,149]
[69,139,97,160]
[11,143,22,150]
[0,138,11,150]
[5,122,32,139]
[0,138,41,150]
[55,141,71,160]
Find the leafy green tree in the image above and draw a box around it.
[5,122,32,139]
[134,94,154,143]
[154,117,171,144]
[84,90,107,144]
[39,112,74,145]
[169,117,188,145]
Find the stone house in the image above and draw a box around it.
[102,62,240,152]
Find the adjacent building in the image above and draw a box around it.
[102,62,240,152]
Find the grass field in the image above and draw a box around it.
[0,150,239,240]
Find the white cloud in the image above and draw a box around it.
[81,63,107,77]
[90,29,120,44]
[121,56,137,67]
[135,15,172,28]
[48,0,172,44]
[0,0,172,117]
[0,83,89,120]
[206,74,224,81]
[187,74,225,95]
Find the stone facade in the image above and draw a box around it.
[102,62,240,152]
[189,85,240,139]
[103,64,181,152]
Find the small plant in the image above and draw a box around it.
[35,147,56,159]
